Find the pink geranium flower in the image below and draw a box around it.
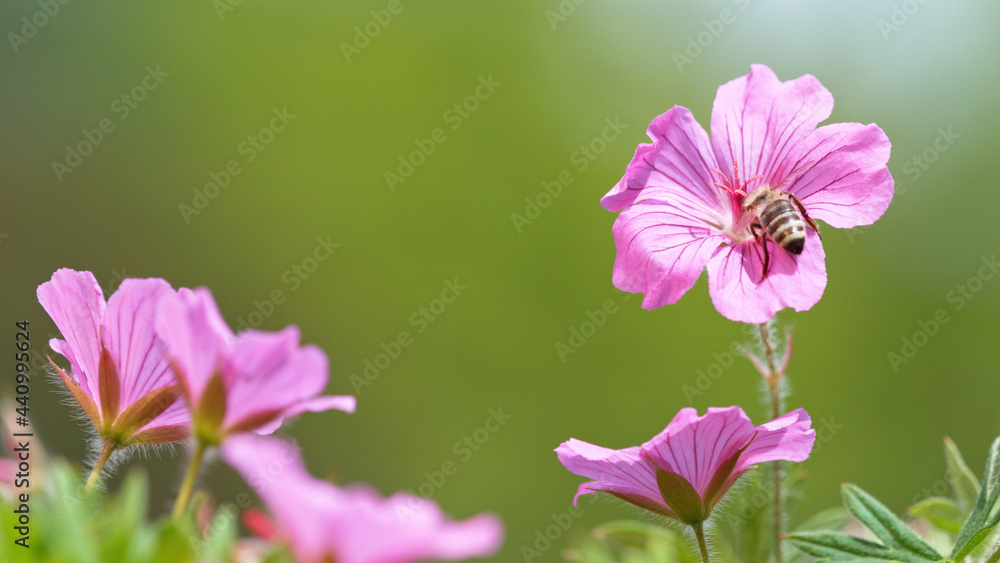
[155,287,355,444]
[221,434,503,563]
[603,64,893,323]
[556,406,815,525]
[37,269,188,447]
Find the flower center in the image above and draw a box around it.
[710,159,763,242]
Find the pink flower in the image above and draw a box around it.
[37,269,188,446]
[556,406,815,524]
[155,287,354,444]
[221,434,503,563]
[603,64,893,323]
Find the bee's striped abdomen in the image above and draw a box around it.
[760,200,806,255]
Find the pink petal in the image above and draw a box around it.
[641,407,756,496]
[155,288,233,406]
[706,230,827,324]
[610,200,728,310]
[737,408,816,471]
[602,107,726,222]
[555,440,661,506]
[784,122,894,228]
[252,395,356,435]
[711,65,834,187]
[37,269,106,402]
[102,278,175,408]
[222,329,331,433]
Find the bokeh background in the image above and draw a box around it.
[2,0,999,560]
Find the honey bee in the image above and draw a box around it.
[741,186,821,283]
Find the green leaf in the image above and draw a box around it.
[840,484,942,560]
[907,496,965,534]
[784,530,939,562]
[951,437,1000,560]
[944,436,981,512]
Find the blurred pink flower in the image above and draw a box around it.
[222,434,503,563]
[603,64,893,323]
[155,287,354,443]
[37,269,188,446]
[556,406,815,524]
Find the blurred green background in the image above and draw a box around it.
[2,0,999,560]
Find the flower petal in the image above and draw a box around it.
[737,408,816,471]
[555,440,662,506]
[706,230,827,324]
[155,288,233,407]
[784,122,894,228]
[37,269,106,402]
[711,64,834,186]
[611,200,728,310]
[102,278,176,408]
[641,407,755,496]
[602,106,725,223]
[251,395,355,435]
[222,329,331,433]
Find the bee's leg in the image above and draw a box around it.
[751,223,770,284]
[788,193,822,241]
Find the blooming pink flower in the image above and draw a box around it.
[221,434,503,563]
[37,269,188,446]
[155,287,354,444]
[556,406,815,524]
[603,64,893,323]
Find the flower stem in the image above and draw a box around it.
[693,521,711,563]
[172,440,208,520]
[85,439,117,493]
[758,322,785,563]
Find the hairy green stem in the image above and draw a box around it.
[693,521,711,563]
[758,322,785,563]
[172,440,208,520]
[84,439,117,492]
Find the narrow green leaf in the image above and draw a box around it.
[784,530,937,562]
[907,496,966,534]
[840,484,942,559]
[951,437,1000,560]
[944,436,981,512]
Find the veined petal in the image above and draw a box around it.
[102,278,175,408]
[706,230,827,324]
[611,200,727,310]
[555,440,662,506]
[784,122,894,228]
[156,288,232,407]
[711,64,834,186]
[641,407,755,497]
[602,107,726,223]
[222,329,331,433]
[37,269,106,402]
[251,395,356,435]
[737,408,816,471]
